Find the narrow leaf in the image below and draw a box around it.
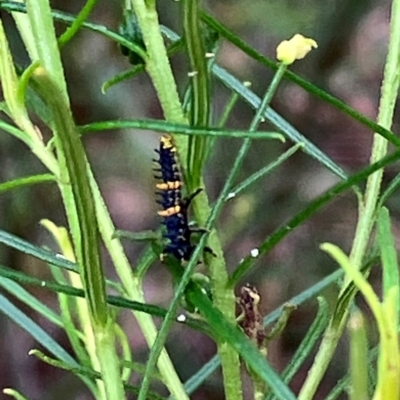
[0,277,62,327]
[0,229,77,271]
[0,293,78,366]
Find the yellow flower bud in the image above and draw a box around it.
[276,34,318,65]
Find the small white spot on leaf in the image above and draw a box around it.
[177,314,187,322]
[250,248,259,258]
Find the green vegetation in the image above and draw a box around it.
[0,0,399,399]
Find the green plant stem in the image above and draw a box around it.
[25,0,68,98]
[35,71,124,400]
[3,389,29,400]
[129,2,241,399]
[80,119,283,140]
[136,248,212,400]
[183,0,210,186]
[298,0,400,398]
[23,0,126,397]
[200,63,287,400]
[88,169,190,400]
[218,92,240,128]
[93,324,125,400]
[58,0,99,46]
[265,298,329,400]
[34,71,107,325]
[67,269,105,399]
[348,311,368,400]
[130,0,186,124]
[229,144,301,198]
[0,174,55,194]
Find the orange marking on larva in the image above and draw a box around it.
[158,205,181,217]
[160,135,174,149]
[156,181,182,190]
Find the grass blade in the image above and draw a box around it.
[0,174,55,193]
[0,229,77,271]
[0,293,78,366]
[0,277,62,327]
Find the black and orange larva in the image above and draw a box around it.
[154,134,201,261]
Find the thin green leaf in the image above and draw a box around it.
[325,374,350,400]
[377,207,399,322]
[0,17,34,142]
[115,324,133,382]
[134,241,160,279]
[58,0,99,47]
[229,148,400,286]
[379,170,400,206]
[328,247,377,328]
[102,38,185,92]
[0,119,31,144]
[102,64,146,92]
[0,174,55,194]
[0,229,77,271]
[50,266,91,368]
[203,90,240,161]
[180,356,222,397]
[228,144,302,198]
[213,63,347,179]
[0,264,210,333]
[80,119,284,141]
[0,263,83,295]
[3,388,29,400]
[0,293,78,366]
[0,277,62,327]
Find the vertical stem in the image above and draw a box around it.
[24,0,125,398]
[183,0,211,187]
[130,2,242,399]
[93,325,125,400]
[130,0,187,125]
[298,0,400,398]
[349,312,369,400]
[89,172,191,400]
[199,64,287,400]
[34,72,125,400]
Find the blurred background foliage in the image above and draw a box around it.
[0,0,395,398]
